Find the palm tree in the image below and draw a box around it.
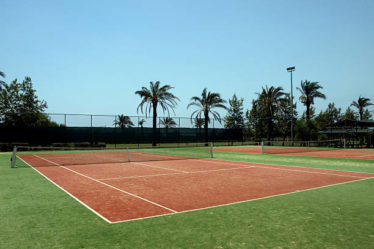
[193,117,204,129]
[257,85,286,142]
[297,80,326,121]
[135,81,179,146]
[138,119,146,128]
[114,115,134,128]
[0,71,6,91]
[160,117,177,128]
[350,96,373,120]
[187,88,227,142]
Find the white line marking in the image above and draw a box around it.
[132,161,188,173]
[98,165,256,181]
[111,176,374,224]
[192,158,374,178]
[32,155,177,214]
[22,155,374,224]
[18,156,112,223]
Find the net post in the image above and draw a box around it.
[261,141,264,154]
[11,146,17,168]
[126,147,130,162]
[343,138,346,149]
[210,142,213,158]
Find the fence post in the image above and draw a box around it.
[11,146,17,168]
[210,142,214,158]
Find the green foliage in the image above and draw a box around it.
[297,80,326,121]
[275,94,297,140]
[294,118,317,140]
[246,100,266,140]
[187,88,227,141]
[135,81,179,145]
[160,117,177,128]
[138,119,146,128]
[0,77,57,127]
[362,109,372,120]
[351,96,373,120]
[114,114,134,128]
[224,94,244,129]
[256,85,286,141]
[343,107,359,120]
[0,70,6,91]
[135,81,179,124]
[193,117,204,128]
[314,103,342,130]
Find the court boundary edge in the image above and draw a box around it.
[17,156,113,223]
[111,176,374,224]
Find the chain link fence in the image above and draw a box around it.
[46,113,225,129]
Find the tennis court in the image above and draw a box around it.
[16,149,374,223]
[213,146,374,160]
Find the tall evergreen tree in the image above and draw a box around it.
[224,94,244,129]
[314,103,342,131]
[0,77,51,127]
[0,71,6,91]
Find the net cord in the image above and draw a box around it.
[261,139,344,155]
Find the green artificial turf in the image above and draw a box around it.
[1,148,374,249]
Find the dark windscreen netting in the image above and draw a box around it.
[0,126,243,148]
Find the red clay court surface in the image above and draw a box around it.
[19,153,374,223]
[213,146,374,160]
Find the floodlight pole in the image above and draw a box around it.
[287,66,295,145]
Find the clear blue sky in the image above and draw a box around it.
[2,0,374,122]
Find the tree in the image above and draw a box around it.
[160,117,177,128]
[245,100,267,141]
[193,117,204,129]
[187,88,227,142]
[0,71,6,91]
[343,107,358,120]
[363,109,372,120]
[297,80,326,121]
[138,119,146,128]
[314,103,342,131]
[275,94,297,143]
[350,96,373,120]
[224,94,244,129]
[0,77,51,127]
[114,115,134,128]
[135,81,179,146]
[257,85,286,141]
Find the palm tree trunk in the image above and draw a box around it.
[152,102,157,146]
[306,104,310,121]
[204,111,209,144]
[267,117,272,145]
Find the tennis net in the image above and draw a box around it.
[261,139,345,155]
[11,143,214,168]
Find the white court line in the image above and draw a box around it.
[24,155,374,224]
[111,176,374,224]
[98,165,256,181]
[132,161,188,173]
[190,158,374,178]
[32,155,177,214]
[18,156,112,223]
